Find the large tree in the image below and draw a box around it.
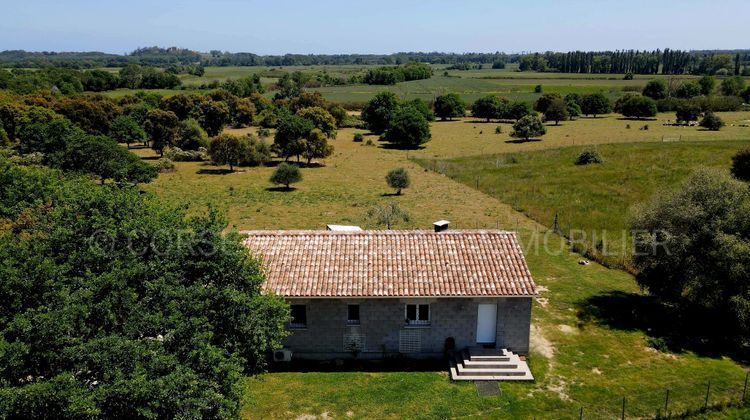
[631,168,750,339]
[617,94,657,119]
[0,160,288,418]
[208,134,250,171]
[510,115,546,141]
[433,93,465,121]
[383,104,431,149]
[581,93,612,117]
[109,115,146,148]
[543,98,569,125]
[274,112,314,161]
[472,95,507,122]
[642,79,668,100]
[197,100,230,137]
[361,92,399,134]
[144,109,179,156]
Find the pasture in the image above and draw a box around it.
[133,111,750,418]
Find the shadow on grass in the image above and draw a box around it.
[616,117,658,121]
[380,192,402,197]
[377,143,426,150]
[141,155,161,161]
[197,168,234,175]
[269,358,446,373]
[505,138,542,144]
[576,291,748,363]
[265,186,296,192]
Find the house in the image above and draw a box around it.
[243,227,537,379]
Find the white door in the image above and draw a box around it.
[476,304,498,344]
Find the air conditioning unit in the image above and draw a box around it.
[273,349,293,362]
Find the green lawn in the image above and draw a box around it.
[414,139,750,268]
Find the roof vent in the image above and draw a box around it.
[326,224,363,232]
[433,220,450,233]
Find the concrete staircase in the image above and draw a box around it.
[449,348,533,381]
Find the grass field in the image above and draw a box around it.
[132,112,750,418]
[415,139,750,267]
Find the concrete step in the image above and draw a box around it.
[449,360,534,381]
[455,363,526,376]
[462,349,511,363]
[449,348,534,382]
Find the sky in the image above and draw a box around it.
[2,0,748,54]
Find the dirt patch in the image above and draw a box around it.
[530,325,555,359]
[591,367,602,375]
[296,412,331,420]
[535,297,549,308]
[558,324,577,334]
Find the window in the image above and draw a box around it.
[347,304,360,325]
[405,304,430,326]
[289,305,307,328]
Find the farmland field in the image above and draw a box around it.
[132,111,750,419]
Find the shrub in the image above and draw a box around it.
[433,93,465,121]
[257,127,271,138]
[155,157,176,173]
[730,148,750,181]
[647,337,669,352]
[534,85,542,93]
[700,112,724,131]
[383,105,431,148]
[495,126,502,134]
[353,132,364,142]
[510,115,546,141]
[575,149,604,165]
[617,94,657,119]
[385,168,410,195]
[269,162,301,189]
[675,102,702,123]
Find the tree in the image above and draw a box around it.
[533,93,563,113]
[53,96,121,136]
[675,102,702,124]
[269,162,302,189]
[197,100,230,137]
[630,168,750,338]
[160,94,196,120]
[581,93,612,117]
[617,95,657,119]
[208,134,249,171]
[742,87,750,104]
[361,92,399,134]
[274,112,314,161]
[642,79,668,100]
[0,160,287,418]
[507,101,533,121]
[700,112,725,131]
[300,129,334,165]
[472,95,506,122]
[175,118,208,150]
[675,82,701,99]
[297,106,337,137]
[698,75,715,96]
[433,93,465,121]
[405,98,435,122]
[366,202,410,229]
[720,76,746,97]
[731,148,750,181]
[383,105,431,149]
[109,115,146,148]
[543,98,569,125]
[385,168,410,195]
[511,115,546,141]
[144,109,179,156]
[228,98,256,128]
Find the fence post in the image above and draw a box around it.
[743,372,748,404]
[621,397,626,420]
[704,380,711,410]
[664,388,670,417]
[579,406,583,419]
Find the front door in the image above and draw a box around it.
[476,304,497,344]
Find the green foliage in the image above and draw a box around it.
[353,132,364,142]
[208,134,248,171]
[534,84,543,93]
[383,105,431,149]
[510,115,546,141]
[109,115,146,147]
[698,76,715,95]
[616,94,657,119]
[166,146,209,162]
[675,102,702,123]
[197,100,230,137]
[533,93,562,113]
[731,148,750,181]
[155,157,176,172]
[471,95,507,122]
[674,82,701,99]
[581,92,612,116]
[491,61,506,69]
[300,129,333,165]
[269,162,302,188]
[363,63,432,85]
[543,98,569,125]
[274,111,314,161]
[433,93,465,121]
[0,161,287,417]
[575,148,604,165]
[297,106,337,137]
[631,168,750,338]
[385,168,410,195]
[642,79,668,100]
[144,109,179,156]
[221,74,264,97]
[700,112,725,131]
[0,126,7,147]
[159,94,196,120]
[720,76,746,97]
[53,96,121,135]
[507,101,533,121]
[361,92,399,134]
[366,202,410,229]
[175,118,208,150]
[404,98,435,122]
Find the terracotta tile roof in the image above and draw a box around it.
[242,230,536,298]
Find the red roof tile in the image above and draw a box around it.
[243,230,537,298]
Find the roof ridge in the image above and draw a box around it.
[240,230,518,235]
